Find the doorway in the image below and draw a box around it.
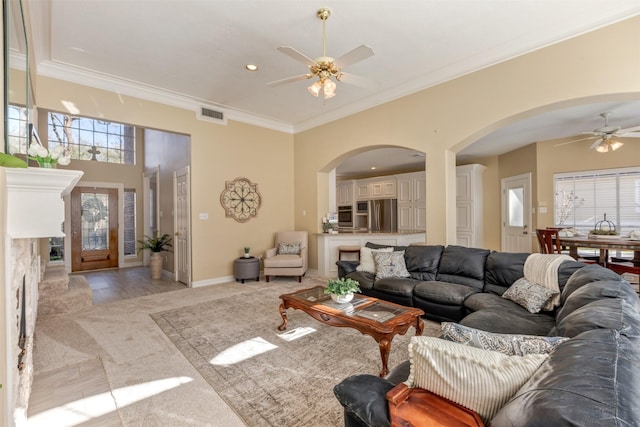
[501,173,532,253]
[71,186,119,271]
[174,166,191,285]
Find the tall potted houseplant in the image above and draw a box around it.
[137,233,173,279]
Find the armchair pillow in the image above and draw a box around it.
[373,251,411,280]
[502,277,556,313]
[356,247,393,273]
[278,241,301,255]
[441,322,569,356]
[406,336,547,422]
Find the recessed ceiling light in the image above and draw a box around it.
[245,64,258,71]
[370,166,377,170]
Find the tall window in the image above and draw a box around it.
[7,105,28,154]
[554,167,640,236]
[124,190,136,256]
[48,112,136,164]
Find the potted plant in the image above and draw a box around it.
[243,246,251,258]
[137,233,173,279]
[324,277,361,303]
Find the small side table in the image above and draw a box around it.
[234,257,260,283]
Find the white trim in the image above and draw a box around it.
[37,60,294,134]
[191,276,236,288]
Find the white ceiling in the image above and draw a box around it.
[25,0,640,170]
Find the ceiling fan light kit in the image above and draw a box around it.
[556,111,639,153]
[267,7,375,100]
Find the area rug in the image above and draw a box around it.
[151,282,441,427]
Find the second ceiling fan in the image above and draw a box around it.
[556,112,640,153]
[267,8,376,99]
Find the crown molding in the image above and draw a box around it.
[36,60,294,134]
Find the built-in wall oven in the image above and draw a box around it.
[338,206,353,227]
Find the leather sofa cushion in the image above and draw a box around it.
[366,242,407,252]
[556,279,640,323]
[490,329,640,427]
[346,271,375,290]
[461,309,555,336]
[373,277,419,297]
[484,252,528,294]
[404,245,444,274]
[464,293,538,316]
[557,260,585,291]
[436,245,490,290]
[551,298,640,338]
[561,264,621,303]
[413,281,479,305]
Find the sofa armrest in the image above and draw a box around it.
[333,374,394,427]
[387,383,484,427]
[264,247,277,259]
[337,260,359,278]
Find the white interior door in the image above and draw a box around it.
[502,173,532,253]
[174,167,191,285]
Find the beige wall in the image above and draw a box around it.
[35,76,295,282]
[294,16,640,265]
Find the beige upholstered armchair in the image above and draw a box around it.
[263,231,308,282]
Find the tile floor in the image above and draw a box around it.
[26,267,188,427]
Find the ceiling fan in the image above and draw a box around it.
[267,8,375,99]
[556,112,640,153]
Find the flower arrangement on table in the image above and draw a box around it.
[27,141,71,168]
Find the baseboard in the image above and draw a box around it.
[191,276,236,288]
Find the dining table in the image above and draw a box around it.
[557,235,640,267]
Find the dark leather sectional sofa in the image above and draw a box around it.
[335,243,640,426]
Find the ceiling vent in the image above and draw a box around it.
[197,107,227,125]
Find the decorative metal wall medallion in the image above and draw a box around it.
[220,177,262,222]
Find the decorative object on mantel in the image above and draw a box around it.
[137,233,173,279]
[325,277,361,303]
[590,213,619,238]
[220,177,262,223]
[26,124,71,168]
[0,152,27,168]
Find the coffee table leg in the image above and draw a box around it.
[378,338,391,377]
[415,318,424,336]
[278,302,288,331]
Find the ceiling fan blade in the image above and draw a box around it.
[339,72,379,91]
[554,136,597,147]
[617,125,640,137]
[267,74,311,87]
[590,138,604,149]
[276,46,316,67]
[333,45,375,68]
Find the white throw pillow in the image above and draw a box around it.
[356,247,393,273]
[406,336,547,422]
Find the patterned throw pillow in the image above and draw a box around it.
[373,251,411,280]
[502,277,556,313]
[278,242,301,255]
[356,247,393,273]
[441,322,569,356]
[407,336,547,422]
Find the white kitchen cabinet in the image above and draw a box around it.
[396,172,426,231]
[337,180,354,206]
[356,177,397,200]
[456,164,485,247]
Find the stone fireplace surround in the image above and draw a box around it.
[3,168,83,426]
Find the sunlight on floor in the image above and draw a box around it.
[277,326,317,342]
[26,376,193,427]
[210,337,278,366]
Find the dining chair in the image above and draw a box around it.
[536,229,563,254]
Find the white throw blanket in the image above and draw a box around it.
[524,253,574,310]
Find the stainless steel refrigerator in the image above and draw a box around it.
[368,199,398,232]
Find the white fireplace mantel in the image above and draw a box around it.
[4,168,84,239]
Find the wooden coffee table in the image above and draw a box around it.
[278,286,424,377]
